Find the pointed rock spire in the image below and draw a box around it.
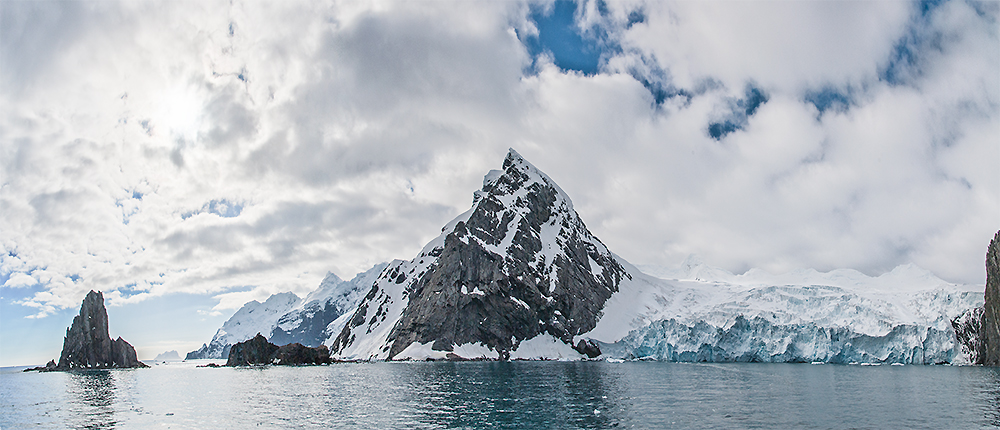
[332,149,627,360]
[55,290,147,370]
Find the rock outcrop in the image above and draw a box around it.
[225,333,331,366]
[54,290,147,370]
[953,230,1000,365]
[23,360,57,372]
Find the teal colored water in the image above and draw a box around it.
[2,360,998,429]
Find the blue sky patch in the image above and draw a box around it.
[880,0,947,86]
[708,85,769,140]
[181,199,245,220]
[522,0,602,74]
[805,87,852,115]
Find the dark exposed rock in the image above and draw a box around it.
[332,149,627,360]
[983,230,1000,365]
[269,300,346,347]
[953,230,1000,365]
[225,333,330,366]
[54,290,147,370]
[273,343,332,365]
[953,306,986,363]
[225,333,279,366]
[23,360,57,372]
[574,339,602,358]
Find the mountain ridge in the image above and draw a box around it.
[331,149,627,360]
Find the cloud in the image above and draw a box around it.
[601,0,912,93]
[1,0,997,326]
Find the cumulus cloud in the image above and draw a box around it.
[1,0,997,323]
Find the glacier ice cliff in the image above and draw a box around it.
[603,316,957,364]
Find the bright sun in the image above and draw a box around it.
[156,84,203,140]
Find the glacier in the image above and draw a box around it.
[587,257,982,364]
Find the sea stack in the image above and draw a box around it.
[953,230,1000,365]
[55,290,147,370]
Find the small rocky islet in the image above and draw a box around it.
[225,333,331,366]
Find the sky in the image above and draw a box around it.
[1,0,997,366]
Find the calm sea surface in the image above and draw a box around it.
[2,360,998,429]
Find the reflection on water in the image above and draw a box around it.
[983,367,1000,426]
[3,361,1000,429]
[383,362,628,428]
[66,370,118,429]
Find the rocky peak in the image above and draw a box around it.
[332,149,628,360]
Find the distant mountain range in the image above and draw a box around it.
[186,264,385,359]
[188,149,988,364]
[153,350,181,361]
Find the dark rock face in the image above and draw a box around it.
[55,290,147,370]
[273,343,332,365]
[953,230,1000,365]
[225,333,330,366]
[332,149,627,360]
[269,301,346,347]
[953,306,986,362]
[23,360,57,372]
[982,230,1000,365]
[226,334,279,366]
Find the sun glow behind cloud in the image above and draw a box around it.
[154,83,204,141]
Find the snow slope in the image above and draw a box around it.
[186,292,302,359]
[187,264,387,359]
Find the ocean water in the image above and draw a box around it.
[2,360,998,429]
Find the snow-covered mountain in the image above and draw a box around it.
[153,350,181,361]
[329,149,984,363]
[270,263,387,347]
[331,149,627,360]
[186,264,386,359]
[186,292,301,359]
